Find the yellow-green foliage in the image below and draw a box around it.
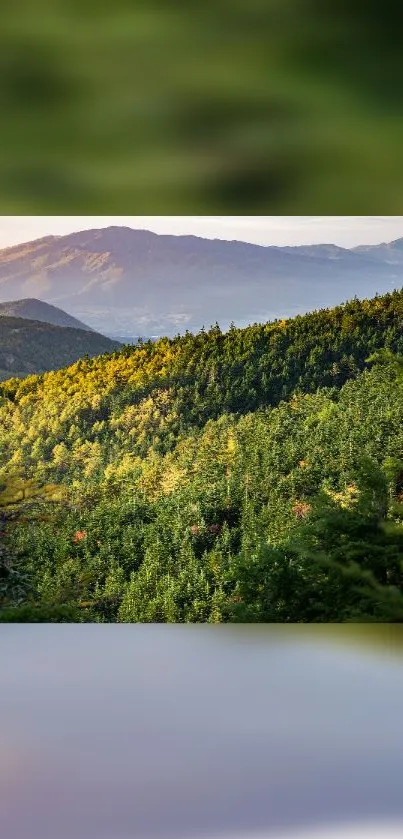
[0,288,402,491]
[0,475,66,508]
[2,290,403,623]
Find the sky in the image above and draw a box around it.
[1,217,403,250]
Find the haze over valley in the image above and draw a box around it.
[1,225,403,339]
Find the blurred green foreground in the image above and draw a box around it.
[1,0,402,213]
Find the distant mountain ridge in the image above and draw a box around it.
[0,298,95,332]
[0,316,121,381]
[351,238,403,264]
[0,226,403,336]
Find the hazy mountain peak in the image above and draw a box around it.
[0,226,402,338]
[0,298,95,332]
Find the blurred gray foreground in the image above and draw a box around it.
[1,625,403,839]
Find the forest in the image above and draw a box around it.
[0,315,120,380]
[2,288,403,622]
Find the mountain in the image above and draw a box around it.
[0,298,95,331]
[352,238,403,264]
[0,316,121,381]
[0,226,402,336]
[2,288,403,623]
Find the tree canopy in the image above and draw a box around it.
[2,288,403,621]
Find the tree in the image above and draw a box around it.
[230,458,403,622]
[0,474,68,612]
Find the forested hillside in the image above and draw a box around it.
[0,316,120,380]
[2,289,403,622]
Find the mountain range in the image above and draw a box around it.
[0,227,403,337]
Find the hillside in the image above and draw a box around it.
[0,316,121,380]
[2,288,403,623]
[0,226,402,337]
[0,297,95,331]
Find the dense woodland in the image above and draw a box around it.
[0,316,120,380]
[2,289,403,622]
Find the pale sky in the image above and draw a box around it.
[1,216,403,249]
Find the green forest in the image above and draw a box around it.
[0,316,120,380]
[2,288,403,622]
